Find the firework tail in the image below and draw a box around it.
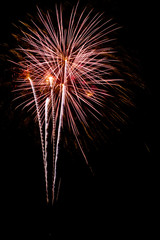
[29,77,49,203]
[50,78,56,204]
[52,59,67,204]
[45,97,50,201]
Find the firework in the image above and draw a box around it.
[12,3,119,204]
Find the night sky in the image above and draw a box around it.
[0,0,156,239]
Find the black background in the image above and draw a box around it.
[0,0,156,239]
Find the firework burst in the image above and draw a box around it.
[12,3,120,204]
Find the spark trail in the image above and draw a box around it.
[52,58,67,203]
[45,97,50,198]
[29,77,49,203]
[49,77,56,203]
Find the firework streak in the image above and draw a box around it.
[29,77,49,203]
[13,3,119,203]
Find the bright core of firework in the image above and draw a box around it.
[16,5,117,134]
[13,3,118,203]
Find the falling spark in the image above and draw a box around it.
[12,3,120,203]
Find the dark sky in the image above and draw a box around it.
[0,0,156,239]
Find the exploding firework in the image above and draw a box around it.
[12,3,121,204]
